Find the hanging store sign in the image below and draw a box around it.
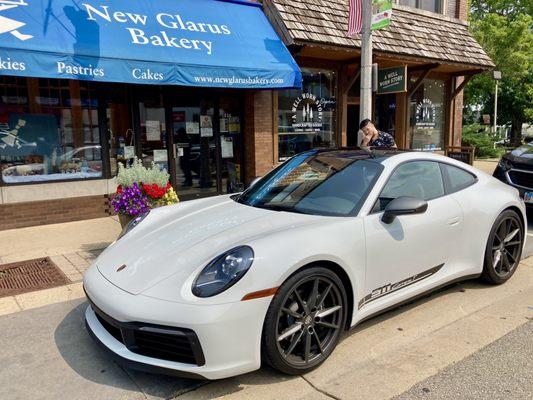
[377,66,407,95]
[372,0,393,31]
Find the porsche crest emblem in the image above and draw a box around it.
[116,264,127,272]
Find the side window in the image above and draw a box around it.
[441,163,477,193]
[374,161,445,212]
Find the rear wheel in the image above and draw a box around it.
[482,210,524,284]
[262,267,347,375]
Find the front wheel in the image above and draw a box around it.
[482,210,524,284]
[262,267,347,375]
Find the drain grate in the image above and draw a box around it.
[0,258,70,298]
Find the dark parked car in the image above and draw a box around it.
[494,143,533,205]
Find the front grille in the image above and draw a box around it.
[133,330,198,364]
[89,302,205,366]
[508,169,533,189]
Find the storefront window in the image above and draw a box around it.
[278,69,337,162]
[103,83,134,177]
[375,93,397,139]
[398,0,443,13]
[409,79,446,152]
[0,77,103,184]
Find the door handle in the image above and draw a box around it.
[448,217,461,226]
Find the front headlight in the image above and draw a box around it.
[118,211,150,240]
[192,246,254,298]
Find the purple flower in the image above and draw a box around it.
[112,183,150,217]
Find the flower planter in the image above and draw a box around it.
[112,159,180,227]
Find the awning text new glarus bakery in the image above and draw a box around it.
[83,4,232,55]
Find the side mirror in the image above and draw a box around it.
[381,196,428,224]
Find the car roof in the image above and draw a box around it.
[312,148,482,177]
[313,147,411,163]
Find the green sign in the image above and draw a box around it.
[378,66,407,95]
[372,0,393,30]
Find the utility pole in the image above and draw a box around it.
[493,79,498,134]
[359,0,373,123]
[493,70,502,134]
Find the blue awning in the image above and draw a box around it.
[0,0,302,89]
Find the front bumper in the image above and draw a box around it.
[83,265,272,380]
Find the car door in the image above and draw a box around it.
[360,161,463,311]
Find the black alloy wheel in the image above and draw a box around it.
[483,210,524,284]
[262,267,347,375]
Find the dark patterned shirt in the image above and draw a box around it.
[369,131,396,148]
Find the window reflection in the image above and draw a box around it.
[278,69,337,162]
[409,79,445,152]
[0,77,103,184]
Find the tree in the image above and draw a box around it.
[464,0,532,143]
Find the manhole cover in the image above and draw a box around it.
[0,258,70,298]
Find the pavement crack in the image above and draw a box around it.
[301,375,342,400]
[117,364,148,399]
[171,381,210,398]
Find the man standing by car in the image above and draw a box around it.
[360,119,397,148]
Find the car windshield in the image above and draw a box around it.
[237,151,383,217]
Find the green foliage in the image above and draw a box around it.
[461,125,507,159]
[116,157,170,188]
[464,0,533,140]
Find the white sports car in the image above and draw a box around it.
[84,149,526,380]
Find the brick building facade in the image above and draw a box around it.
[0,0,493,230]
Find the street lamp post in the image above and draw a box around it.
[359,0,373,122]
[493,70,502,134]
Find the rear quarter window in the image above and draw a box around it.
[441,163,477,194]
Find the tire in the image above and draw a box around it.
[482,209,524,285]
[262,266,347,375]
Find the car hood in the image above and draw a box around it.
[96,195,319,296]
[506,144,533,164]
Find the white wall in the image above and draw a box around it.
[0,179,117,205]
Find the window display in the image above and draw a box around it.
[278,69,337,162]
[409,79,445,152]
[0,77,103,184]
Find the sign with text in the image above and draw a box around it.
[377,66,407,95]
[445,147,475,166]
[372,0,393,31]
[0,0,301,89]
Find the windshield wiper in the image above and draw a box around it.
[255,204,307,214]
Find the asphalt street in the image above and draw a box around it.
[395,321,533,400]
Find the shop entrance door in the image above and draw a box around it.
[347,105,360,147]
[136,88,171,174]
[171,98,218,198]
[169,92,244,199]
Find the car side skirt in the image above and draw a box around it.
[352,273,481,329]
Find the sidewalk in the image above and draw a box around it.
[0,214,532,400]
[0,259,531,400]
[0,217,121,316]
[473,158,498,175]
